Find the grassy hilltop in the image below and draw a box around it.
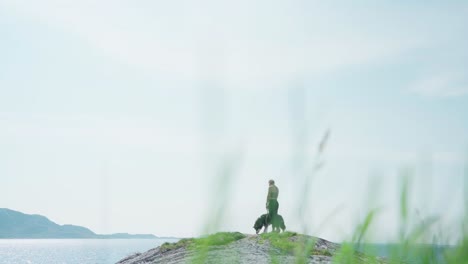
[117,231,388,264]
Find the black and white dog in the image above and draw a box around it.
[253,214,286,234]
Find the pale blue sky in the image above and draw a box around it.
[1,0,467,243]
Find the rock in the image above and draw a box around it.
[116,232,385,264]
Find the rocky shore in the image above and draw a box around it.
[117,232,387,264]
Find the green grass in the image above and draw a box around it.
[192,232,246,247]
[159,232,246,253]
[259,231,332,257]
[160,238,195,252]
[260,231,298,253]
[192,123,468,263]
[327,172,467,264]
[189,232,246,264]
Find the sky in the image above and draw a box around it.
[1,0,468,243]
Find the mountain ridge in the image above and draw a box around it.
[0,208,157,239]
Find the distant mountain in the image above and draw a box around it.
[0,208,157,239]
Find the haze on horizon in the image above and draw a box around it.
[1,0,467,244]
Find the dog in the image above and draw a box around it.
[253,214,286,234]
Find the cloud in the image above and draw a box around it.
[0,0,419,88]
[409,72,468,98]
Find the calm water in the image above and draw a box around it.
[0,239,179,264]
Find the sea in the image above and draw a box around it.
[0,238,179,264]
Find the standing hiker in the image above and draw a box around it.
[266,179,279,218]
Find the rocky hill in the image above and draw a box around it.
[117,232,386,264]
[0,208,156,239]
